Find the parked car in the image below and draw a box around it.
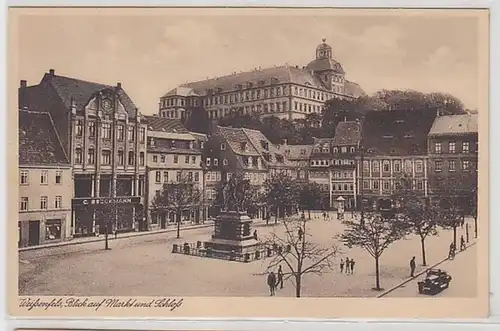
[418,269,452,295]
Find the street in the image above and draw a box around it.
[385,242,477,298]
[19,212,477,298]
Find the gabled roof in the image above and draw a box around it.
[428,114,478,136]
[333,121,362,146]
[33,71,138,117]
[218,126,260,156]
[162,86,200,98]
[144,115,189,133]
[345,81,366,98]
[19,110,69,166]
[242,128,294,167]
[283,144,314,160]
[163,64,363,98]
[362,109,436,156]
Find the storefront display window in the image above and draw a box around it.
[45,219,62,240]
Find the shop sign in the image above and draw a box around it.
[72,197,141,206]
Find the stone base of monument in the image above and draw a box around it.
[172,211,273,262]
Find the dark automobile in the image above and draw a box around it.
[418,269,452,295]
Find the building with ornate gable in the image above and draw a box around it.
[159,39,365,121]
[19,69,148,236]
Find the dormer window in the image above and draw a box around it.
[171,140,176,148]
[300,149,306,155]
[241,142,247,151]
[333,147,338,153]
[314,147,320,153]
[261,140,269,150]
[350,147,355,153]
[149,137,155,147]
[221,142,226,150]
[341,147,347,153]
[189,141,194,149]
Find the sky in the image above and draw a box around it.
[13,8,484,115]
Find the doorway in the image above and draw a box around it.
[28,220,40,246]
[160,214,167,229]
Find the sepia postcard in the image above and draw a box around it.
[7,7,489,319]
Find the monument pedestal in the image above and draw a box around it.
[204,211,260,254]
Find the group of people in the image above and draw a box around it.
[339,257,355,274]
[266,265,284,296]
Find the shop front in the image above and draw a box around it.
[18,211,71,248]
[72,196,142,237]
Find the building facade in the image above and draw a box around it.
[19,69,148,237]
[356,109,436,210]
[283,143,313,183]
[330,121,361,210]
[19,110,73,247]
[159,39,365,121]
[144,115,206,229]
[427,114,478,207]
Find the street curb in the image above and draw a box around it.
[18,223,213,252]
[377,241,477,298]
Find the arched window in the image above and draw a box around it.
[350,147,355,153]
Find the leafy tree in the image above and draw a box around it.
[264,173,300,224]
[151,177,201,239]
[263,214,340,297]
[392,175,439,266]
[298,182,323,219]
[339,212,407,291]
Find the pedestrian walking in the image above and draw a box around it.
[448,242,455,259]
[409,256,416,277]
[113,228,118,240]
[267,272,277,296]
[298,228,303,241]
[345,258,350,274]
[277,265,284,289]
[253,230,258,240]
[350,259,355,274]
[340,259,344,273]
[460,235,466,251]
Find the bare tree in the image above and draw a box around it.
[392,175,439,266]
[339,212,406,291]
[152,177,201,239]
[262,214,340,297]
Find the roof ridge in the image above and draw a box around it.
[51,73,111,88]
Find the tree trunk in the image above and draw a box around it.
[295,274,301,298]
[308,209,311,220]
[176,212,181,239]
[474,216,478,238]
[375,256,381,290]
[453,225,457,247]
[420,236,427,266]
[104,222,109,250]
[275,207,278,224]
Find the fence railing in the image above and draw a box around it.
[172,241,291,263]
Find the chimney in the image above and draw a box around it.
[117,82,122,89]
[19,80,27,109]
[49,69,55,76]
[282,138,288,146]
[70,97,77,115]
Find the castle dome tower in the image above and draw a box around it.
[307,38,346,92]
